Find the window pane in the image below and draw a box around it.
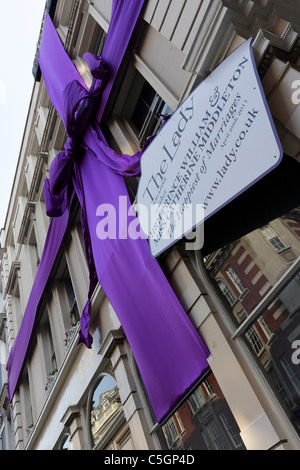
[161,372,246,450]
[130,81,156,132]
[205,207,300,436]
[225,266,246,294]
[261,225,286,251]
[218,280,236,305]
[242,273,300,433]
[123,71,172,147]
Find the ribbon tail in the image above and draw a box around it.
[44,178,69,217]
[78,299,93,348]
[73,162,98,349]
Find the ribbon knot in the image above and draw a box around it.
[44,54,108,216]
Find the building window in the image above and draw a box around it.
[123,71,172,147]
[260,225,286,252]
[206,418,229,450]
[28,226,40,278]
[60,433,71,450]
[63,269,79,327]
[217,280,236,305]
[203,379,215,396]
[226,260,300,435]
[188,387,206,415]
[205,195,300,437]
[89,375,123,448]
[21,367,33,440]
[161,372,246,450]
[89,22,106,55]
[219,411,242,448]
[245,325,264,356]
[163,417,180,446]
[39,307,58,394]
[271,367,297,410]
[258,316,273,340]
[225,266,246,295]
[280,355,300,397]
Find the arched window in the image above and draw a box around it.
[60,433,71,450]
[89,375,123,448]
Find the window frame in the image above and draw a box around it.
[217,279,236,305]
[103,55,177,157]
[122,71,172,147]
[87,373,125,450]
[225,265,246,295]
[260,224,287,252]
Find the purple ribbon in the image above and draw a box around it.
[7,3,210,423]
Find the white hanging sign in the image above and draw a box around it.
[136,38,283,257]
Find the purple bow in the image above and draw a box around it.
[43,55,108,347]
[22,6,210,423]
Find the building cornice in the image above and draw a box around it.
[257,35,300,78]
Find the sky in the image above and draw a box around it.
[0,0,46,230]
